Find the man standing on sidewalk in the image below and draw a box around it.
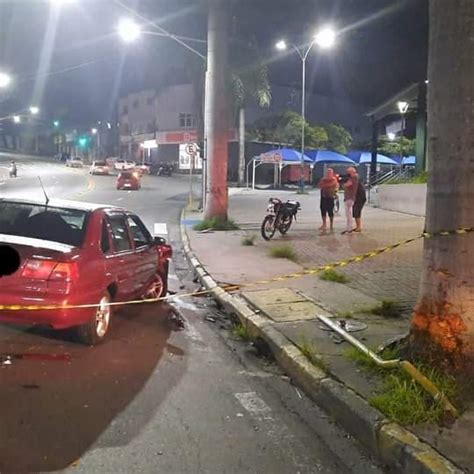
[342,167,358,234]
[318,167,339,233]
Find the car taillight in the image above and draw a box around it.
[21,259,78,281]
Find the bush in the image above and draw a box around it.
[319,268,350,284]
[241,235,257,246]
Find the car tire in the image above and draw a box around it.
[75,291,112,345]
[144,271,167,301]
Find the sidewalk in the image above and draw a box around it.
[182,188,471,473]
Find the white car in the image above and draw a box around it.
[114,159,136,171]
[90,160,110,175]
[66,157,84,168]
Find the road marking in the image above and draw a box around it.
[154,223,168,235]
[116,197,123,201]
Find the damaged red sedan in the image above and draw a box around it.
[0,198,172,345]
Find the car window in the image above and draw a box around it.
[100,219,111,254]
[108,215,132,252]
[127,215,152,248]
[0,201,87,247]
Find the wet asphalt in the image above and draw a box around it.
[0,154,384,473]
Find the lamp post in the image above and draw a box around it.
[397,101,409,166]
[276,27,336,193]
[0,72,11,89]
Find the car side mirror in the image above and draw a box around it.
[154,236,167,246]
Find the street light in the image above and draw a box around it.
[387,132,396,141]
[118,18,141,43]
[0,72,12,89]
[29,106,40,115]
[275,26,337,193]
[397,101,409,165]
[53,120,60,128]
[13,116,21,124]
[91,128,98,135]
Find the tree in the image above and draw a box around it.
[378,135,416,157]
[230,37,271,187]
[325,123,353,154]
[410,0,474,375]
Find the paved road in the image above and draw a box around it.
[0,155,383,473]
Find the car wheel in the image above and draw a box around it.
[144,272,167,301]
[76,291,112,345]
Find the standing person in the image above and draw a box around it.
[353,178,367,232]
[318,168,339,232]
[342,166,358,234]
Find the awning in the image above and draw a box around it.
[306,150,356,164]
[257,148,312,163]
[402,156,416,165]
[348,151,398,165]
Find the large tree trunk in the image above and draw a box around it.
[204,0,229,220]
[411,0,474,374]
[238,107,245,187]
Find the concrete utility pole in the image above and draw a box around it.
[204,0,229,220]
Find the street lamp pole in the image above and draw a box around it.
[397,101,409,167]
[276,27,336,193]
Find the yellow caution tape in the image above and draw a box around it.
[0,226,472,312]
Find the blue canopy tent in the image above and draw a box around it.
[402,156,416,166]
[348,151,398,165]
[247,148,312,189]
[306,150,356,164]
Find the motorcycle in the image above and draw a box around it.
[157,163,174,176]
[261,198,300,241]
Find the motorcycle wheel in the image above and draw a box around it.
[278,216,293,235]
[261,215,276,241]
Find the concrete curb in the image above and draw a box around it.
[180,210,463,474]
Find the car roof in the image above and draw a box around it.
[0,197,124,213]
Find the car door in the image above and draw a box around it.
[106,212,136,300]
[125,214,157,294]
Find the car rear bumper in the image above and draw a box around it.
[0,294,96,329]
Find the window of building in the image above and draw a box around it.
[179,113,195,129]
[122,105,128,115]
[133,99,139,109]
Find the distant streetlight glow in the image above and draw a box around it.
[13,116,21,124]
[275,40,287,51]
[91,128,98,135]
[107,122,112,129]
[387,132,396,141]
[118,18,141,43]
[314,27,336,49]
[0,72,11,88]
[50,0,77,4]
[29,106,40,115]
[53,120,60,127]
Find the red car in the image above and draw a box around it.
[0,198,172,345]
[117,171,141,190]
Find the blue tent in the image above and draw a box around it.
[348,151,398,165]
[258,148,312,163]
[402,156,416,165]
[305,150,356,164]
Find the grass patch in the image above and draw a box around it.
[297,337,329,371]
[371,365,457,426]
[386,171,428,185]
[344,345,459,426]
[233,323,252,341]
[319,268,350,284]
[241,235,257,246]
[368,300,403,318]
[193,217,239,231]
[269,244,298,262]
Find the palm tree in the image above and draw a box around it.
[410,0,474,375]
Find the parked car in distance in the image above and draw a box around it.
[0,198,172,345]
[66,157,83,168]
[117,171,141,190]
[90,160,110,175]
[135,162,152,175]
[114,159,136,171]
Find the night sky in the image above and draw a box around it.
[0,0,428,126]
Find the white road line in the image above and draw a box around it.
[234,392,273,420]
